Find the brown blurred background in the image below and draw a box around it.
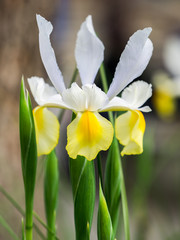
[1,0,180,239]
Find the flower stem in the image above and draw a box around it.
[100,63,130,240]
[26,225,33,240]
[97,154,103,190]
[70,67,78,86]
[99,63,108,93]
[100,64,114,123]
[119,158,130,240]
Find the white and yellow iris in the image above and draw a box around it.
[152,72,178,118]
[28,14,153,160]
[152,36,180,119]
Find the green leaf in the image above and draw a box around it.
[97,183,114,240]
[0,215,20,240]
[104,137,121,237]
[19,78,37,239]
[22,218,26,240]
[133,130,154,205]
[44,150,59,240]
[0,185,46,239]
[69,156,95,240]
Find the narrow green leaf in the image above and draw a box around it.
[97,183,114,240]
[100,63,113,123]
[22,218,26,240]
[133,130,154,205]
[0,185,46,239]
[19,78,37,239]
[119,153,130,240]
[105,137,121,237]
[132,131,154,240]
[69,156,95,240]
[44,150,59,240]
[0,215,20,240]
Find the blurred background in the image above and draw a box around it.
[1,0,180,239]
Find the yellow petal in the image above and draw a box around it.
[115,110,145,156]
[33,107,60,156]
[66,111,113,161]
[153,90,176,118]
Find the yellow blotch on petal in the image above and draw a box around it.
[153,90,176,118]
[66,111,113,161]
[33,107,60,156]
[115,110,145,156]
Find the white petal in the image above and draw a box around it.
[100,89,151,112]
[121,81,152,109]
[36,14,66,93]
[75,15,104,85]
[82,84,108,111]
[100,96,132,112]
[28,77,69,109]
[62,82,87,112]
[138,106,152,112]
[107,28,153,99]
[163,36,180,76]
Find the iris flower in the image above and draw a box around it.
[28,14,153,160]
[153,36,180,118]
[152,71,180,118]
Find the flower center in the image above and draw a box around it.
[76,111,102,146]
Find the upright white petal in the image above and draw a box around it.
[163,36,180,76]
[107,28,153,99]
[62,82,87,112]
[75,15,104,86]
[121,81,152,109]
[82,84,108,111]
[28,77,68,109]
[36,14,66,93]
[100,96,132,112]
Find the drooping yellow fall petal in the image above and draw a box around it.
[33,107,60,156]
[66,111,113,161]
[153,90,176,118]
[115,110,145,156]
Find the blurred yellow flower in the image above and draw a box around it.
[152,72,179,118]
[153,35,180,119]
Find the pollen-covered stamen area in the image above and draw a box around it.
[76,111,102,146]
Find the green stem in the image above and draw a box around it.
[26,226,33,240]
[33,212,59,240]
[99,63,108,93]
[99,63,130,240]
[70,67,78,86]
[97,154,103,191]
[119,158,130,240]
[100,64,114,123]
